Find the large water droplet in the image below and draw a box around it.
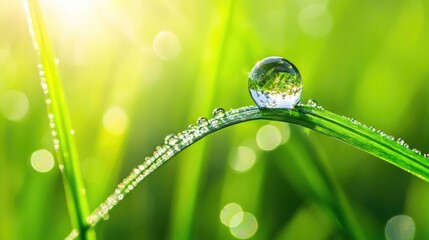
[248,56,302,109]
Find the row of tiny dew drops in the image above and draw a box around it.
[67,101,428,239]
[37,63,69,174]
[341,108,429,158]
[66,56,428,239]
[82,106,257,231]
[26,0,65,166]
[308,98,429,159]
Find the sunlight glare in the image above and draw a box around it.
[41,0,96,27]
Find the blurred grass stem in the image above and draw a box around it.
[24,0,95,239]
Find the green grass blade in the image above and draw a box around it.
[80,103,429,238]
[276,129,365,239]
[169,1,235,239]
[24,1,95,239]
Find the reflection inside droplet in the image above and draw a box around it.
[248,56,302,109]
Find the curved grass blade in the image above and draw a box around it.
[73,102,429,238]
[24,1,95,239]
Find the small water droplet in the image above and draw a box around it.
[249,56,302,109]
[412,149,421,155]
[397,138,405,146]
[316,105,324,110]
[164,134,178,146]
[70,129,75,135]
[45,99,51,104]
[213,107,226,118]
[307,99,318,107]
[209,119,220,128]
[369,126,376,131]
[197,117,209,127]
[53,138,60,149]
[41,82,48,91]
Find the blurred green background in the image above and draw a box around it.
[1,0,429,239]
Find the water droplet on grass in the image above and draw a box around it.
[249,56,302,109]
[164,134,178,146]
[412,149,421,155]
[213,107,226,118]
[307,99,318,107]
[197,117,209,126]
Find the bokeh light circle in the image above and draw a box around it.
[256,124,282,151]
[385,215,415,240]
[220,202,243,227]
[229,212,258,239]
[31,149,55,173]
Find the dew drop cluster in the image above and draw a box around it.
[302,99,428,159]
[85,106,258,229]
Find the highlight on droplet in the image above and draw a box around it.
[229,212,258,239]
[102,106,129,135]
[256,124,282,151]
[152,31,181,61]
[31,149,55,173]
[229,146,257,172]
[385,214,415,240]
[0,90,30,121]
[220,202,244,227]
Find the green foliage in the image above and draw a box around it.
[1,0,429,239]
[24,0,94,239]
